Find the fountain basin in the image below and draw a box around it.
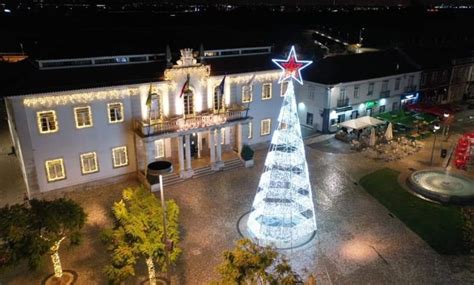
[407,169,474,205]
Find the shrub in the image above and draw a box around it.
[240,144,254,161]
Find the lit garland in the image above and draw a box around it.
[164,65,211,81]
[23,87,140,108]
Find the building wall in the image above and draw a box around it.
[10,85,140,193]
[297,71,421,134]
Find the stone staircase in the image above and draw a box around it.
[161,158,244,187]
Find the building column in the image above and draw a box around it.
[237,123,243,154]
[197,132,202,159]
[185,134,192,170]
[209,130,216,164]
[178,136,185,173]
[216,128,222,162]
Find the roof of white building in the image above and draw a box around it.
[303,49,420,85]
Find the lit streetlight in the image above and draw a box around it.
[443,113,450,139]
[159,175,171,284]
[430,124,441,166]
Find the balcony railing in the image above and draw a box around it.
[379,90,391,98]
[405,85,417,92]
[336,98,349,107]
[135,107,248,137]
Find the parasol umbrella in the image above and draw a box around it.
[385,122,393,141]
[369,127,376,146]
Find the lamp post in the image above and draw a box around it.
[443,113,450,140]
[159,175,171,285]
[430,124,441,166]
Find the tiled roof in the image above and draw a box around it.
[303,49,420,85]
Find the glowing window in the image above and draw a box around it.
[80,152,98,174]
[262,83,272,100]
[74,106,93,128]
[112,146,128,168]
[108,102,124,123]
[248,122,253,139]
[281,81,288,97]
[242,85,253,103]
[155,139,165,158]
[37,111,58,134]
[260,119,271,136]
[45,158,65,182]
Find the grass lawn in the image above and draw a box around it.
[359,168,467,254]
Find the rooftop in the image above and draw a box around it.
[304,49,420,85]
[0,47,277,96]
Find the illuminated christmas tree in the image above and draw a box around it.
[247,46,316,247]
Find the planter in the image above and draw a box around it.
[242,159,254,168]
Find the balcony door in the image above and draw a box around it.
[213,86,225,113]
[149,94,162,122]
[183,90,194,117]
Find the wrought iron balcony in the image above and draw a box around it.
[405,85,417,92]
[379,90,391,98]
[336,98,349,107]
[134,106,249,137]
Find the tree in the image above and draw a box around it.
[0,198,86,279]
[102,186,181,285]
[29,198,87,278]
[214,238,301,285]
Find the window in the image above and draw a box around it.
[155,139,165,158]
[395,78,401,90]
[366,108,373,116]
[308,88,315,101]
[281,81,288,97]
[183,91,194,116]
[408,75,414,87]
[351,110,359,119]
[213,86,224,112]
[379,105,386,113]
[421,74,427,85]
[45,158,66,182]
[337,114,345,124]
[37,111,58,134]
[340,88,346,99]
[108,102,124,123]
[392,101,399,111]
[353,86,359,98]
[260,119,271,136]
[262,83,272,100]
[150,94,162,122]
[242,85,253,103]
[368,83,374,96]
[112,146,128,168]
[381,80,389,92]
[80,152,98,174]
[74,106,93,128]
[306,112,314,126]
[248,122,252,139]
[442,70,448,82]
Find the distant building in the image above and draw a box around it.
[449,56,474,102]
[3,46,285,196]
[295,49,421,134]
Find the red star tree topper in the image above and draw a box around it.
[272,45,312,85]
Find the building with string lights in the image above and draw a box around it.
[3,46,288,196]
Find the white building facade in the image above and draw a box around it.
[294,51,421,134]
[5,46,284,196]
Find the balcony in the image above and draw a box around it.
[405,85,417,92]
[379,90,391,98]
[134,106,249,137]
[336,98,349,107]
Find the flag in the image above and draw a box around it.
[180,74,190,98]
[218,75,226,96]
[146,84,153,107]
[245,73,256,87]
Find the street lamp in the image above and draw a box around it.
[430,124,441,166]
[443,113,450,139]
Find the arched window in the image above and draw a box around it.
[149,93,162,122]
[213,86,225,112]
[183,90,194,117]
